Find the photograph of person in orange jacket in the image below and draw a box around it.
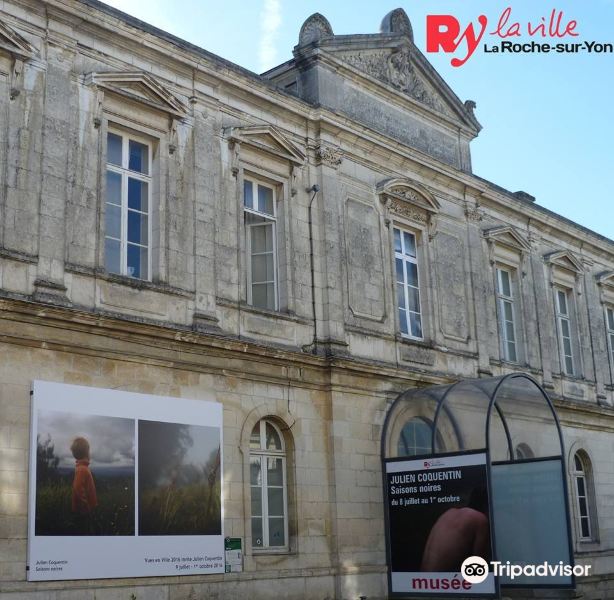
[70,436,98,515]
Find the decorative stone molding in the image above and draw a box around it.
[380,8,413,42]
[0,20,36,60]
[378,178,439,237]
[0,21,36,100]
[544,250,584,275]
[226,125,305,166]
[315,144,342,168]
[483,225,530,251]
[597,271,614,304]
[465,206,484,222]
[298,13,333,45]
[341,46,448,115]
[85,71,187,118]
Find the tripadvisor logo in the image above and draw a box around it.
[461,556,489,584]
[461,556,592,582]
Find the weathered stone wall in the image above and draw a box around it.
[1,1,614,599]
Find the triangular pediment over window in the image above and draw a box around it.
[85,72,187,117]
[483,226,530,252]
[544,250,584,274]
[0,21,36,59]
[377,178,439,214]
[226,125,305,165]
[597,271,614,289]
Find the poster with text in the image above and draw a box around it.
[386,451,496,597]
[27,380,224,581]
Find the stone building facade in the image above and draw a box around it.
[1,1,614,598]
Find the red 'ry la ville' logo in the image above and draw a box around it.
[426,7,579,66]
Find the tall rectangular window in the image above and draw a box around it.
[607,307,614,368]
[555,288,575,376]
[105,130,151,280]
[244,178,277,311]
[496,267,518,362]
[394,227,423,340]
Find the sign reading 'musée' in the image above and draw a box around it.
[385,451,496,597]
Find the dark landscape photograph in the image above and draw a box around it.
[138,420,221,536]
[35,410,135,536]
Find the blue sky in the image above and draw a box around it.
[103,1,614,241]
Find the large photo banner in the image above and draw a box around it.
[385,451,496,597]
[27,381,224,581]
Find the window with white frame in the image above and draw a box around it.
[607,307,614,368]
[105,129,152,280]
[250,419,288,549]
[394,227,423,339]
[555,288,575,376]
[496,267,518,362]
[573,451,596,541]
[244,178,278,311]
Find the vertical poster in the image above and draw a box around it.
[27,380,224,581]
[385,451,496,597]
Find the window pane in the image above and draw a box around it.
[503,301,514,322]
[252,283,267,308]
[267,487,284,517]
[561,319,570,338]
[128,178,148,212]
[608,309,614,331]
[267,457,283,485]
[499,270,511,297]
[558,291,567,314]
[258,185,274,215]
[128,211,148,246]
[265,283,276,310]
[265,423,282,451]
[105,203,121,240]
[244,180,253,209]
[252,254,267,283]
[127,244,148,279]
[581,518,590,539]
[578,496,588,517]
[398,309,408,335]
[506,342,517,363]
[106,170,122,205]
[268,517,285,546]
[565,355,574,376]
[505,321,516,343]
[252,517,263,547]
[576,476,585,496]
[128,139,149,174]
[394,228,402,253]
[408,287,420,313]
[406,262,418,287]
[403,231,416,257]
[250,457,262,486]
[574,455,583,471]
[396,284,406,309]
[410,313,423,339]
[251,486,262,517]
[250,424,261,449]
[104,237,121,274]
[395,258,404,283]
[107,132,122,166]
[563,336,572,358]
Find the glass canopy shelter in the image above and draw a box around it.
[381,373,575,593]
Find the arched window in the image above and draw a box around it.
[572,451,596,541]
[250,419,288,549]
[515,443,534,460]
[397,417,442,457]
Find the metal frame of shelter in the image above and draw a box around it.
[381,373,576,598]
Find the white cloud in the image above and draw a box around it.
[259,0,282,72]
